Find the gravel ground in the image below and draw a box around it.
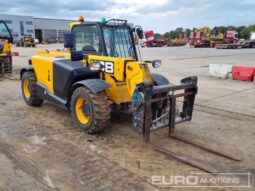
[0,44,254,191]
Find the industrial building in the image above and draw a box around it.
[0,14,74,43]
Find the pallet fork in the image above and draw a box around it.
[141,76,241,173]
[0,54,12,76]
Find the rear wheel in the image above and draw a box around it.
[21,71,43,106]
[70,87,111,134]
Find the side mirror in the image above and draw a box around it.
[144,60,162,68]
[71,51,83,61]
[135,26,144,39]
[152,60,162,68]
[64,33,75,48]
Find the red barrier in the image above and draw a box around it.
[12,52,19,56]
[232,66,255,81]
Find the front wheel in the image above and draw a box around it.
[21,71,44,106]
[70,87,111,134]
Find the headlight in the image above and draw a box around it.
[89,61,102,71]
[152,60,162,68]
[89,60,114,74]
[144,60,162,68]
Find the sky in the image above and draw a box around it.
[0,0,255,33]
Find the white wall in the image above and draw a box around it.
[34,18,74,30]
[34,18,74,42]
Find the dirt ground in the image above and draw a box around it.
[0,44,255,191]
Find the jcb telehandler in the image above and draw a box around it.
[16,34,36,47]
[20,17,241,172]
[0,20,13,76]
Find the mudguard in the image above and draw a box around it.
[20,65,34,80]
[72,79,111,94]
[152,73,171,85]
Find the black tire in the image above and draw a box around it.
[21,71,44,106]
[70,86,111,134]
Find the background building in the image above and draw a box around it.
[0,14,34,40]
[0,14,74,43]
[34,18,74,43]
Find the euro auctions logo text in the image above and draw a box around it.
[151,172,252,188]
[152,175,200,186]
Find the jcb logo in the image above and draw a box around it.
[101,61,114,74]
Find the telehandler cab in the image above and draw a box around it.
[0,20,13,75]
[20,17,241,172]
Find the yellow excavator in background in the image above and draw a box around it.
[197,27,211,39]
[0,20,13,76]
[210,27,225,47]
[193,27,211,47]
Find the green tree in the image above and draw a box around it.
[175,27,183,33]
[240,25,255,39]
[237,26,245,34]
[217,26,227,34]
[163,32,170,38]
[169,30,178,39]
[240,27,249,39]
[154,33,161,40]
[186,28,191,35]
[227,26,237,31]
[247,25,255,39]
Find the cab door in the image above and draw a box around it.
[0,21,13,53]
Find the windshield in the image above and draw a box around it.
[103,26,136,59]
[0,21,11,38]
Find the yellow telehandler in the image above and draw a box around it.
[16,34,36,47]
[0,20,13,75]
[20,17,241,172]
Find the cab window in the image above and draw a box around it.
[0,22,11,38]
[72,25,103,55]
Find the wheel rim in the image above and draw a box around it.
[75,97,90,124]
[23,79,31,99]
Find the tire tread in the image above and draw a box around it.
[71,87,111,134]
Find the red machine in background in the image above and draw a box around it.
[190,27,211,47]
[189,28,240,48]
[224,31,239,43]
[215,31,240,49]
[189,31,196,46]
[144,30,166,47]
